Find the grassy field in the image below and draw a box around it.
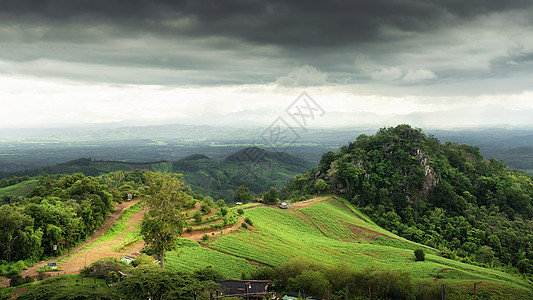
[164,195,532,297]
[166,239,254,279]
[0,179,38,197]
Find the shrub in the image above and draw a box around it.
[241,222,248,229]
[220,207,229,216]
[237,208,244,215]
[132,254,156,268]
[85,257,128,279]
[414,249,425,262]
[8,271,23,287]
[244,217,253,226]
[200,203,211,214]
[193,211,202,223]
[202,234,209,241]
[186,226,193,232]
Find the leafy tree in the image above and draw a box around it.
[141,172,193,268]
[234,185,251,203]
[0,205,41,262]
[220,207,228,216]
[244,217,253,226]
[315,179,329,194]
[193,211,202,223]
[414,248,425,261]
[263,187,279,204]
[287,269,330,298]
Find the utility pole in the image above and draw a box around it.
[441,283,445,300]
[474,281,482,300]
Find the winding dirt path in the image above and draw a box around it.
[1,199,141,288]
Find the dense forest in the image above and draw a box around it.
[282,124,533,274]
[0,171,147,264]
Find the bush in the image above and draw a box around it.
[200,203,212,214]
[7,271,23,287]
[414,249,425,262]
[241,223,248,229]
[84,257,129,279]
[220,207,229,216]
[202,234,209,241]
[244,217,253,226]
[237,208,244,215]
[132,254,156,268]
[193,211,202,223]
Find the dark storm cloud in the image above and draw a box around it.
[1,0,531,46]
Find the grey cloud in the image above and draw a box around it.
[2,0,532,46]
[0,0,532,90]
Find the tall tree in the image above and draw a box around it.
[234,185,251,203]
[263,187,279,204]
[140,172,192,268]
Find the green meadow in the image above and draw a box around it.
[167,196,533,297]
[0,179,38,197]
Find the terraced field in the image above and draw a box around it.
[166,195,532,298]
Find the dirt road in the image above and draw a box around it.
[1,199,141,288]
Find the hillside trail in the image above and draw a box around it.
[181,216,245,240]
[1,199,141,287]
[57,206,146,274]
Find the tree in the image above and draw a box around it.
[414,248,425,261]
[234,185,251,203]
[315,179,329,194]
[141,172,193,268]
[263,187,279,204]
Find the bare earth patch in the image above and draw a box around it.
[8,200,142,284]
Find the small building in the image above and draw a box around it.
[217,279,271,298]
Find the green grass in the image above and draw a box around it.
[165,240,254,279]
[97,201,143,243]
[0,179,38,197]
[197,197,533,296]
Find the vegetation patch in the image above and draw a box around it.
[166,242,254,279]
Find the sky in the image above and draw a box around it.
[1,0,533,130]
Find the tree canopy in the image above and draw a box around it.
[141,171,195,268]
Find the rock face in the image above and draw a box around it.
[416,148,439,199]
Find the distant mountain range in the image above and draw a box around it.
[0,147,315,201]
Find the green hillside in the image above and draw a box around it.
[0,179,38,198]
[282,124,533,276]
[0,147,313,201]
[167,196,532,298]
[174,147,314,201]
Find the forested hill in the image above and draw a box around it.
[173,147,315,200]
[282,124,533,275]
[0,147,314,201]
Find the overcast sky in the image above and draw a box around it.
[1,0,533,129]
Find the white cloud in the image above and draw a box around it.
[275,65,329,86]
[371,67,403,80]
[354,55,403,80]
[402,69,437,82]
